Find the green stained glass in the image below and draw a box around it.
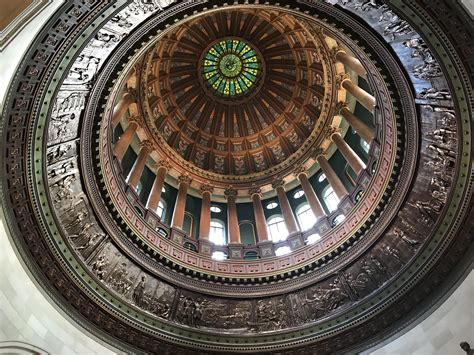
[202,39,262,98]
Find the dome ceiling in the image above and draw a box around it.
[1,0,472,354]
[141,9,334,178]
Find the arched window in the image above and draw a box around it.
[239,221,256,245]
[275,246,291,256]
[361,138,370,153]
[136,181,143,194]
[244,251,259,260]
[306,233,321,244]
[318,173,327,182]
[183,242,197,252]
[210,219,226,245]
[157,200,166,219]
[183,212,194,237]
[266,201,278,210]
[267,215,288,242]
[212,251,227,260]
[296,203,316,231]
[293,190,304,199]
[332,214,346,227]
[210,205,222,213]
[323,185,339,213]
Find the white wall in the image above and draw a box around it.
[367,270,474,355]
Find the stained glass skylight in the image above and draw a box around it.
[202,39,262,98]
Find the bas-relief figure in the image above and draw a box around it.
[50,173,77,204]
[47,141,77,164]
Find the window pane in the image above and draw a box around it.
[157,200,165,218]
[210,206,222,213]
[323,186,339,213]
[361,138,370,153]
[212,251,227,260]
[267,216,288,242]
[296,204,315,231]
[210,220,225,245]
[293,190,304,199]
[266,202,278,210]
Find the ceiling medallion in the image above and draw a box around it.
[201,38,262,98]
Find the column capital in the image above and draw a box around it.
[199,184,214,195]
[177,175,192,185]
[336,101,350,112]
[312,147,326,161]
[224,186,238,199]
[154,160,171,171]
[139,140,154,152]
[249,187,262,198]
[127,115,142,126]
[271,178,285,190]
[293,165,307,179]
[336,73,351,90]
[331,45,346,60]
[124,87,137,100]
[326,126,342,140]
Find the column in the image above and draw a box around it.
[335,50,367,79]
[113,116,140,161]
[294,168,325,220]
[249,188,269,242]
[339,104,375,142]
[316,154,348,200]
[225,187,241,244]
[146,160,170,212]
[111,91,135,128]
[272,179,299,234]
[331,132,366,175]
[341,78,375,113]
[171,175,191,230]
[199,185,214,241]
[126,140,153,190]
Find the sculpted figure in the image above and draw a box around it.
[393,227,420,248]
[47,143,73,163]
[132,276,147,307]
[49,161,74,178]
[51,174,77,203]
[410,199,443,226]
[381,244,403,264]
[418,87,451,101]
[91,254,108,280]
[69,222,92,243]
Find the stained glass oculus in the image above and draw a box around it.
[202,39,262,98]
